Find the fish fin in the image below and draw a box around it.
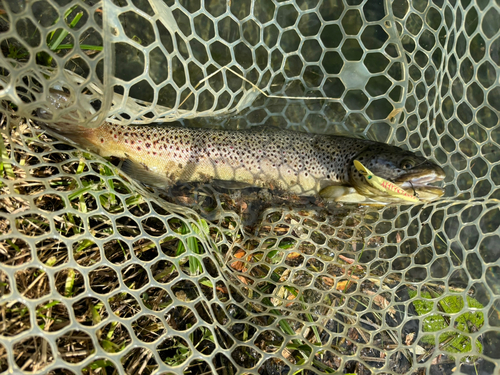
[246,125,284,133]
[121,158,171,188]
[320,186,370,203]
[211,179,254,190]
[319,186,357,199]
[39,122,102,154]
[333,192,369,203]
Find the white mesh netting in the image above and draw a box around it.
[0,0,499,374]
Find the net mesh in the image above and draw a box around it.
[0,0,499,374]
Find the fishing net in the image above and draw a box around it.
[0,0,499,374]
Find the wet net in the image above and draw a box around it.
[0,0,499,374]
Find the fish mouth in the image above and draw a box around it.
[396,170,446,200]
[399,172,444,186]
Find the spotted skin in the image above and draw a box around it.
[54,122,445,199]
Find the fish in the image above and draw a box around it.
[41,119,446,204]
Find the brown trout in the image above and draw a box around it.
[44,121,446,203]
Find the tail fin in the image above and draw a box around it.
[39,121,101,155]
[36,88,102,154]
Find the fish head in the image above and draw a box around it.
[348,145,446,203]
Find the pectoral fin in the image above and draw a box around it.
[320,186,355,198]
[211,179,254,190]
[121,158,171,188]
[320,186,368,203]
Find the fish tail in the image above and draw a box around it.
[35,88,102,153]
[39,121,101,154]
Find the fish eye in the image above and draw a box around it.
[401,159,415,169]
